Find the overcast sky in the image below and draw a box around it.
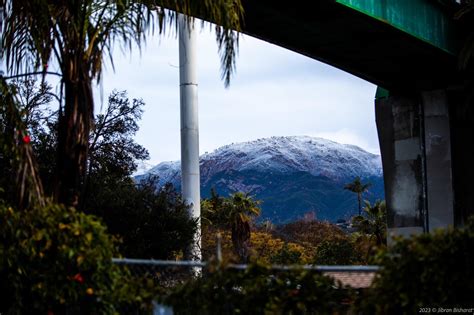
[91,28,378,168]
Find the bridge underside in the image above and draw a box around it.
[241,0,460,91]
[181,1,473,234]
[238,1,474,234]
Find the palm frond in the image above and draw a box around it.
[2,0,243,86]
[0,78,45,209]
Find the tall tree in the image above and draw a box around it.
[81,90,149,206]
[0,82,197,258]
[225,192,260,263]
[344,176,371,216]
[1,0,243,207]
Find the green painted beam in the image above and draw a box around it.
[375,87,390,99]
[335,0,458,55]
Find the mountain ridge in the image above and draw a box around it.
[138,136,384,223]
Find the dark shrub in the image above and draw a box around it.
[0,202,129,314]
[165,262,351,315]
[358,219,474,314]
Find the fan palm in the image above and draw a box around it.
[344,176,371,216]
[225,192,260,263]
[352,200,387,246]
[1,0,243,206]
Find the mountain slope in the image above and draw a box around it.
[138,136,384,223]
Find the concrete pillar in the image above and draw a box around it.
[376,88,456,241]
[179,15,201,260]
[375,91,425,240]
[421,90,454,230]
[449,85,474,226]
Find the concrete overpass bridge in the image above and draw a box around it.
[241,0,460,91]
[182,0,473,238]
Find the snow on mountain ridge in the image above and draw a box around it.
[147,160,181,186]
[145,136,382,185]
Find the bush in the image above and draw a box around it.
[202,228,310,264]
[358,219,474,314]
[274,220,347,258]
[164,262,352,315]
[0,202,130,314]
[87,177,198,260]
[313,237,361,265]
[269,243,307,265]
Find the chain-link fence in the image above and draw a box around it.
[112,257,379,314]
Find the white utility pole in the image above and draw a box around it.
[0,7,4,77]
[179,15,201,260]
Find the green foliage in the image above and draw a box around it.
[352,200,387,246]
[81,92,196,259]
[0,78,45,209]
[0,83,196,260]
[88,176,198,259]
[86,90,149,183]
[270,243,305,265]
[202,228,311,265]
[2,0,243,87]
[202,191,261,262]
[357,219,474,314]
[313,238,361,265]
[165,263,351,315]
[79,91,198,259]
[114,268,167,314]
[0,202,128,314]
[227,192,261,262]
[275,219,347,245]
[201,188,228,228]
[0,79,57,202]
[202,190,261,229]
[2,0,244,206]
[274,219,348,259]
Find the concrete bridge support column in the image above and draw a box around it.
[376,92,425,239]
[421,90,454,230]
[375,89,454,240]
[447,85,474,227]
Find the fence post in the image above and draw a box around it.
[216,232,223,266]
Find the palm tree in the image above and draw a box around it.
[344,176,371,216]
[225,192,260,262]
[352,200,387,246]
[1,0,243,207]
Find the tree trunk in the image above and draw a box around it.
[232,222,251,263]
[54,60,93,207]
[358,193,362,216]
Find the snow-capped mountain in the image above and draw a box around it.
[138,136,384,223]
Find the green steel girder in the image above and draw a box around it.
[335,0,458,55]
[238,0,461,90]
[181,0,463,90]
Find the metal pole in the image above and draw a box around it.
[179,15,201,260]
